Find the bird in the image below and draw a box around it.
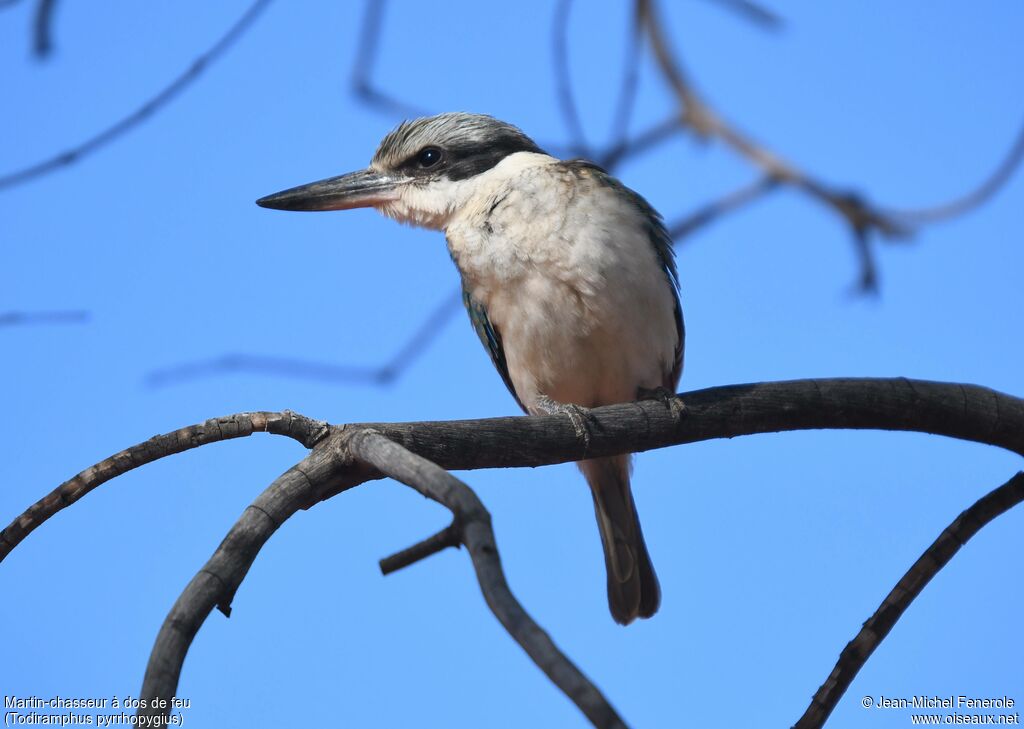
[257,113,683,625]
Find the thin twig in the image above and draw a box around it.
[0,411,327,560]
[636,0,1024,291]
[379,521,460,575]
[597,116,682,170]
[144,288,463,387]
[0,0,273,190]
[883,117,1024,224]
[637,0,908,239]
[351,0,430,118]
[794,471,1024,729]
[668,174,779,241]
[552,0,590,157]
[698,0,782,30]
[607,8,643,148]
[350,430,627,729]
[0,309,89,327]
[32,0,56,58]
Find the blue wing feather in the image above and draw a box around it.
[462,288,526,412]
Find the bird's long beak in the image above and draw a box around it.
[256,168,402,211]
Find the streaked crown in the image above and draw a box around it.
[371,112,544,181]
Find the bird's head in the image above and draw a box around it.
[256,112,545,230]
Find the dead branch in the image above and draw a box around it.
[144,289,463,387]
[636,0,1024,291]
[6,377,1020,568]
[4,377,1019,728]
[351,0,430,118]
[668,174,779,240]
[882,121,1024,225]
[794,471,1024,729]
[0,410,327,560]
[553,0,591,157]
[0,309,89,327]
[379,520,460,574]
[0,0,272,190]
[349,430,627,728]
[32,0,56,58]
[698,0,783,30]
[137,444,367,718]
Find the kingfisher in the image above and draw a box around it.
[257,113,683,625]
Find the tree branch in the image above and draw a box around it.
[137,442,370,718]
[350,0,430,118]
[32,0,56,58]
[6,379,1021,567]
[350,430,627,729]
[352,379,1024,471]
[0,0,272,190]
[0,309,89,327]
[0,410,327,560]
[379,521,460,575]
[794,471,1024,729]
[636,0,1024,291]
[668,174,779,241]
[553,0,591,157]
[4,377,1015,727]
[145,288,463,387]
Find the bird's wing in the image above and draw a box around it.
[648,209,685,389]
[462,288,527,412]
[564,160,685,389]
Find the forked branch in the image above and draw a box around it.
[4,377,1022,728]
[794,471,1024,729]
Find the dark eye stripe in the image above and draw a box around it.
[444,135,544,181]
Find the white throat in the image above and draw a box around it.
[373,152,558,231]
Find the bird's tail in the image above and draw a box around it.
[579,454,660,625]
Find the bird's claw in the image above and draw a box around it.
[637,386,686,421]
[534,395,595,451]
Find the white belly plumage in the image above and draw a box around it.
[445,151,679,411]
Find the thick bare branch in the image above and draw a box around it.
[794,471,1024,729]
[0,0,272,190]
[137,441,370,717]
[6,378,1021,568]
[6,378,1022,566]
[0,411,327,560]
[7,377,1013,726]
[355,379,1024,471]
[349,430,627,729]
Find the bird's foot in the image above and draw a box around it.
[637,386,686,421]
[533,395,595,452]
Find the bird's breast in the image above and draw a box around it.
[446,176,679,409]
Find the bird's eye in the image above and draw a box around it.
[416,147,443,168]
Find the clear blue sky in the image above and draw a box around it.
[2,2,1021,727]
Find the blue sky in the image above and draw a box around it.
[1,2,1021,727]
